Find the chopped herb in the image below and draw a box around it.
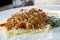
[47,17,60,28]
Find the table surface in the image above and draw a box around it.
[0,4,60,11]
[0,4,13,11]
[0,5,60,11]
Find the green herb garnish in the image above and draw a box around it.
[47,17,60,28]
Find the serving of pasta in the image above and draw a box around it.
[0,8,60,37]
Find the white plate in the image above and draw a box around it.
[0,6,60,40]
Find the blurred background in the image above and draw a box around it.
[0,0,60,11]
